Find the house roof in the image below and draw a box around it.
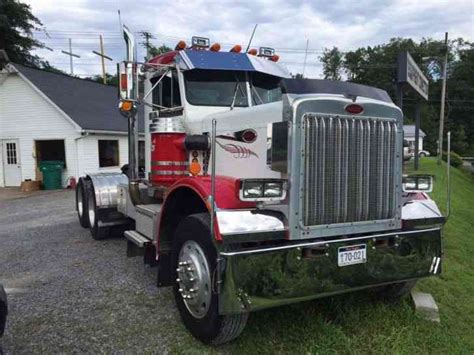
[10,63,144,133]
[403,125,426,138]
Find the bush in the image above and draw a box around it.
[442,151,464,168]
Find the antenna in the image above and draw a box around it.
[302,39,309,78]
[245,24,258,53]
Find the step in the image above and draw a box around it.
[124,230,151,248]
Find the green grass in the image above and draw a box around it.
[173,158,474,354]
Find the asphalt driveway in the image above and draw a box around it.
[0,190,190,353]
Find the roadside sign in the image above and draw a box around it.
[398,52,429,101]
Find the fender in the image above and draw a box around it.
[157,175,256,248]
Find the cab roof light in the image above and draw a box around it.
[258,47,275,57]
[191,36,210,49]
[175,40,187,51]
[210,43,221,52]
[230,44,242,53]
[269,54,280,62]
[248,48,258,56]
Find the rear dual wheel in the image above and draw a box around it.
[172,213,248,345]
[75,177,90,228]
[86,186,110,240]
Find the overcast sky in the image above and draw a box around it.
[24,0,473,78]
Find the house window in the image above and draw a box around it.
[138,140,145,169]
[98,140,119,167]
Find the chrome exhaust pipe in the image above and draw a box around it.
[122,24,139,182]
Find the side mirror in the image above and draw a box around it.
[402,174,433,193]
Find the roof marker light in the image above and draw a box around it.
[210,43,221,52]
[269,54,280,62]
[175,40,186,50]
[230,45,242,53]
[248,48,258,56]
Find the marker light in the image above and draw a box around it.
[248,48,258,56]
[345,104,364,114]
[230,45,242,53]
[189,161,202,176]
[270,54,280,62]
[258,47,275,57]
[120,100,133,112]
[210,43,221,52]
[191,36,210,48]
[175,40,186,50]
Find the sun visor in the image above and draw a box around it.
[177,49,290,78]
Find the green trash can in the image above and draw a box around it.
[39,160,64,190]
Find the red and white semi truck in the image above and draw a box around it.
[75,26,446,344]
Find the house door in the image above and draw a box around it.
[2,139,22,186]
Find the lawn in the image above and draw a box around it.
[173,158,474,353]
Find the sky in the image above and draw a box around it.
[24,0,474,78]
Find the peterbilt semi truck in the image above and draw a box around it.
[75,26,446,344]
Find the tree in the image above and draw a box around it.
[139,31,172,60]
[86,73,119,87]
[0,0,45,67]
[319,47,343,80]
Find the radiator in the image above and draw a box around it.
[302,114,398,226]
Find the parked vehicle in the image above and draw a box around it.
[403,139,413,160]
[75,26,446,344]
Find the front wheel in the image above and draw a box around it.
[172,213,248,345]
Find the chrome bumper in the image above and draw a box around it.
[218,228,442,315]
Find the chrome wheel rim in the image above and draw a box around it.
[176,240,211,319]
[88,190,95,228]
[77,185,83,217]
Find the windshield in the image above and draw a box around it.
[250,72,282,105]
[184,70,248,107]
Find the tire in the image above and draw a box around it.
[374,280,416,301]
[0,284,7,337]
[171,213,248,345]
[75,178,90,228]
[419,152,426,158]
[86,185,110,240]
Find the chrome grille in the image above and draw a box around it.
[302,114,398,226]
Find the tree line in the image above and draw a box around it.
[318,39,474,155]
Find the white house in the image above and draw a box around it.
[0,63,143,187]
[403,125,426,151]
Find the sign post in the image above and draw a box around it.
[397,52,429,170]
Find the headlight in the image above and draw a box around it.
[242,181,264,198]
[240,180,286,201]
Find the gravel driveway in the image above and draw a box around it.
[0,190,194,353]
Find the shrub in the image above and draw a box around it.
[442,151,464,168]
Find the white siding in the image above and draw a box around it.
[77,134,129,175]
[0,72,132,187]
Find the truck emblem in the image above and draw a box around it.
[216,140,258,159]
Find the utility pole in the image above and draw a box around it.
[61,38,80,75]
[92,35,113,84]
[437,32,448,165]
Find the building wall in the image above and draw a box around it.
[0,73,81,187]
[405,137,424,151]
[0,72,133,187]
[76,134,130,175]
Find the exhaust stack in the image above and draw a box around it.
[122,25,139,180]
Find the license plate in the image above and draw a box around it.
[338,244,367,267]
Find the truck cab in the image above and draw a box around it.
[74,29,446,345]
